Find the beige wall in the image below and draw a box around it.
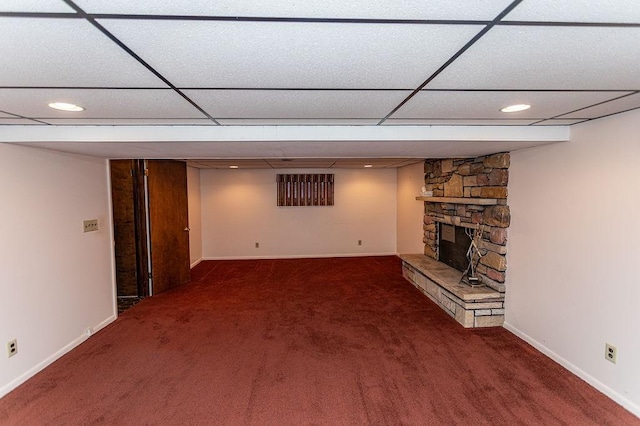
[506,109,640,416]
[201,168,397,259]
[0,144,115,397]
[187,166,202,267]
[396,161,425,254]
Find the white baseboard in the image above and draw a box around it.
[202,252,397,260]
[190,258,203,268]
[503,322,640,418]
[0,314,117,399]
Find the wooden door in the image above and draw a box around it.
[147,160,190,294]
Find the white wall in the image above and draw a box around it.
[396,161,426,254]
[201,168,397,259]
[0,143,116,398]
[187,166,202,267]
[506,109,640,416]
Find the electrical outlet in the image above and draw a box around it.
[605,343,617,364]
[7,339,17,358]
[358,240,362,246]
[255,242,259,248]
[83,219,99,233]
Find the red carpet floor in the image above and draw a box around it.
[1,256,637,425]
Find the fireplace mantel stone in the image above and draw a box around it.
[415,196,498,205]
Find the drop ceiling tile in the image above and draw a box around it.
[99,20,483,88]
[217,119,381,126]
[382,119,538,126]
[0,18,164,87]
[428,26,640,90]
[505,0,640,23]
[79,0,513,20]
[0,89,205,119]
[558,92,640,119]
[41,118,217,125]
[0,0,74,12]
[0,118,45,125]
[184,90,411,119]
[393,91,631,119]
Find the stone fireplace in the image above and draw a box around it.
[400,153,510,328]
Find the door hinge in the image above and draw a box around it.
[144,168,149,176]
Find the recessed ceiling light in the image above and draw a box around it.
[500,104,531,113]
[48,102,85,112]
[229,165,239,169]
[364,164,373,168]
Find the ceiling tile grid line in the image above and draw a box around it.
[550,91,640,119]
[3,10,639,28]
[1,1,640,129]
[498,21,640,28]
[22,1,520,21]
[576,105,640,124]
[377,0,525,124]
[5,87,640,92]
[0,109,49,125]
[4,0,640,25]
[60,0,220,125]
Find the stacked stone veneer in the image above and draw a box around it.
[422,153,511,292]
[401,153,510,328]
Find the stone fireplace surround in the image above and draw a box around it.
[400,153,510,328]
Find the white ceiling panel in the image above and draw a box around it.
[0,18,164,87]
[505,0,640,23]
[382,119,539,126]
[392,91,630,119]
[0,89,205,119]
[99,20,482,89]
[216,119,380,126]
[558,93,640,119]
[183,90,411,119]
[41,118,217,125]
[0,0,74,12]
[428,26,640,90]
[77,0,513,20]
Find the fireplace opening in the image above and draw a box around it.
[438,223,472,273]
